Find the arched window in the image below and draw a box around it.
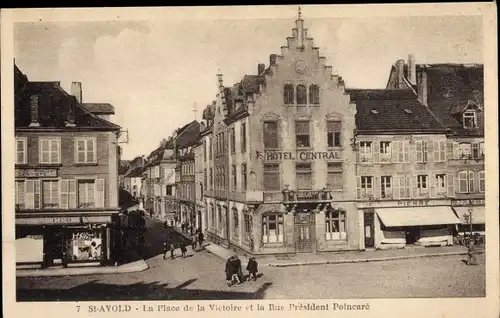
[232,207,239,238]
[309,84,320,104]
[458,170,475,193]
[283,84,294,104]
[262,213,284,244]
[296,85,307,105]
[325,209,347,241]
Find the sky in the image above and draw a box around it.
[13,7,483,160]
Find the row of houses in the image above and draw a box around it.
[120,11,485,256]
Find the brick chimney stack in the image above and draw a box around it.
[71,82,82,103]
[29,95,40,127]
[258,63,265,75]
[395,59,405,89]
[408,54,416,85]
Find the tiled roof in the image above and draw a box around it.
[126,166,145,178]
[348,89,446,134]
[175,121,200,148]
[119,161,130,175]
[82,103,115,115]
[240,75,264,93]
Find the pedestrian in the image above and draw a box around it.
[246,257,258,281]
[225,258,233,286]
[466,240,478,265]
[231,256,242,284]
[181,222,185,233]
[180,242,187,258]
[198,230,204,250]
[169,242,175,260]
[191,233,197,252]
[163,240,169,260]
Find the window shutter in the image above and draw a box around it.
[429,172,436,198]
[411,175,417,198]
[373,176,381,199]
[433,141,440,162]
[415,141,423,163]
[439,141,446,161]
[447,173,455,197]
[33,180,41,209]
[373,142,380,164]
[68,179,77,208]
[403,142,409,162]
[25,180,35,209]
[95,179,105,208]
[405,175,411,199]
[452,142,460,159]
[392,176,399,200]
[468,171,475,193]
[60,180,69,209]
[356,176,361,199]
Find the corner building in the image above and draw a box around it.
[204,12,359,254]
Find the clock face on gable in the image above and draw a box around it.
[294,58,308,74]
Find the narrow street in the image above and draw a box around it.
[17,217,485,301]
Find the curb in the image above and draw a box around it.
[16,260,149,278]
[267,250,485,267]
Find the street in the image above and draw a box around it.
[17,218,485,301]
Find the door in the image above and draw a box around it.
[294,212,314,252]
[364,212,375,248]
[45,232,64,266]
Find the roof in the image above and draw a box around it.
[175,120,200,148]
[14,66,120,131]
[82,103,115,115]
[126,166,145,178]
[240,75,264,93]
[348,89,446,134]
[119,161,130,175]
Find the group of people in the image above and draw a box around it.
[181,222,195,235]
[163,229,205,260]
[225,255,259,287]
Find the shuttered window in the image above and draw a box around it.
[296,163,312,190]
[75,137,96,164]
[263,121,279,149]
[327,121,341,148]
[327,162,343,190]
[39,138,61,164]
[42,180,59,208]
[263,164,280,191]
[295,121,310,148]
[458,171,475,193]
[15,181,25,209]
[16,138,27,164]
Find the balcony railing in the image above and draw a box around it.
[282,189,332,202]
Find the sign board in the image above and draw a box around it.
[16,215,112,226]
[257,150,341,161]
[15,168,58,178]
[358,199,450,209]
[451,199,485,206]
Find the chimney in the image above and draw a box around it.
[269,54,277,66]
[66,96,76,127]
[200,122,206,131]
[417,68,428,106]
[258,64,265,75]
[395,59,405,89]
[408,54,416,85]
[296,6,304,49]
[71,82,82,103]
[29,95,40,127]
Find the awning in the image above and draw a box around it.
[376,206,461,227]
[453,206,485,224]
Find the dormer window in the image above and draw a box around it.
[463,110,477,129]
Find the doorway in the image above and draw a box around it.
[364,212,375,248]
[294,212,314,252]
[405,226,421,244]
[45,232,65,267]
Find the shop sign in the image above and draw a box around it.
[15,168,58,178]
[452,199,485,206]
[257,150,340,161]
[16,215,112,225]
[397,200,430,207]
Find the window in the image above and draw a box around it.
[39,138,61,164]
[209,137,212,160]
[232,208,239,238]
[392,141,409,163]
[479,142,485,157]
[210,204,216,228]
[435,174,447,195]
[42,180,59,208]
[478,171,485,192]
[359,141,373,163]
[241,163,247,191]
[217,206,222,230]
[463,111,477,128]
[230,127,236,153]
[433,141,446,162]
[381,176,392,199]
[25,180,41,209]
[15,180,25,209]
[357,176,373,199]
[78,180,95,208]
[295,121,310,148]
[295,163,312,190]
[75,138,96,164]
[16,138,27,164]
[415,140,428,163]
[283,84,294,104]
[263,121,279,149]
[379,141,391,162]
[262,213,284,243]
[325,210,347,241]
[327,162,343,190]
[203,140,207,161]
[296,85,307,105]
[241,122,247,153]
[231,165,237,191]
[415,175,428,197]
[458,171,475,193]
[166,185,173,196]
[204,169,207,188]
[327,121,341,148]
[309,84,320,104]
[263,164,280,191]
[458,143,472,158]
[209,168,213,189]
[244,211,252,241]
[393,175,410,199]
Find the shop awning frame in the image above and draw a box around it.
[453,206,486,224]
[376,206,461,227]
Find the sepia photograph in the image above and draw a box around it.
[2,3,498,316]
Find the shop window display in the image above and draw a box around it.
[66,230,103,261]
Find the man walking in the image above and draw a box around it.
[169,242,175,260]
[198,230,204,251]
[191,233,197,253]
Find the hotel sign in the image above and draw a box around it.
[15,168,58,178]
[257,150,341,161]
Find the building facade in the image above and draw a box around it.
[15,66,121,268]
[194,137,206,232]
[123,156,146,199]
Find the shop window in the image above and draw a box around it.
[380,176,392,199]
[263,163,280,191]
[75,137,97,164]
[295,121,310,148]
[327,162,343,190]
[296,85,307,105]
[309,84,320,104]
[296,163,312,190]
[478,171,485,193]
[458,170,475,193]
[463,111,477,129]
[262,213,284,244]
[283,84,294,104]
[263,121,279,149]
[244,211,252,241]
[39,137,61,164]
[325,210,347,241]
[241,122,247,153]
[327,121,341,148]
[15,180,25,209]
[356,176,373,199]
[67,230,103,261]
[359,141,372,163]
[232,207,239,238]
[16,138,27,164]
[415,140,428,163]
[415,175,429,197]
[241,163,247,191]
[435,174,447,195]
[43,180,59,208]
[379,141,392,162]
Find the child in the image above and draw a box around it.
[246,257,258,281]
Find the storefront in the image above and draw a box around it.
[360,199,460,249]
[15,213,116,268]
[451,199,485,236]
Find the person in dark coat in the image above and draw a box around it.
[225,258,233,286]
[191,233,197,252]
[163,240,169,260]
[246,257,258,281]
[233,256,243,284]
[180,242,187,258]
[169,242,175,260]
[198,231,204,250]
